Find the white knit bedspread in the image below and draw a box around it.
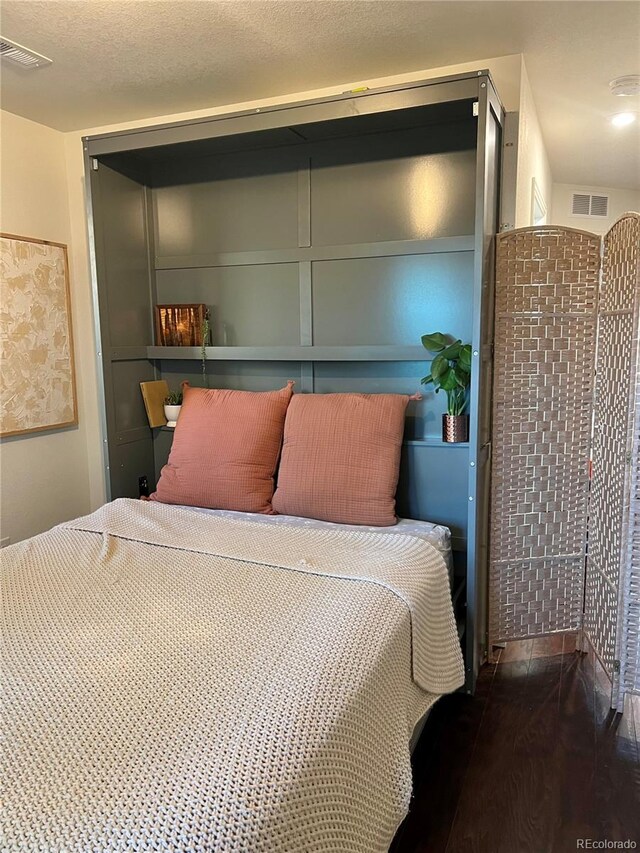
[2,498,464,852]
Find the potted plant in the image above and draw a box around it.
[201,313,210,388]
[163,390,183,428]
[420,332,472,443]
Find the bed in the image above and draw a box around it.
[178,504,455,582]
[2,497,463,852]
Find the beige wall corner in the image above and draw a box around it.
[514,58,553,229]
[0,110,92,542]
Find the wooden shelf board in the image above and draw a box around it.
[404,438,470,448]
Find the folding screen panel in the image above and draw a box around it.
[621,325,640,704]
[585,213,640,706]
[490,227,600,644]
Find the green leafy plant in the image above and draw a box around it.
[420,332,472,416]
[164,390,183,406]
[201,314,210,388]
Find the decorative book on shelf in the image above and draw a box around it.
[140,379,169,428]
[155,304,207,346]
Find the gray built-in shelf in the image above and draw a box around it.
[84,70,503,692]
[144,346,429,361]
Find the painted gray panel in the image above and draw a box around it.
[110,440,156,499]
[154,168,298,255]
[98,165,152,347]
[89,161,156,501]
[100,102,471,177]
[397,444,469,539]
[152,428,175,486]
[312,253,473,346]
[155,264,300,346]
[158,360,301,393]
[111,359,156,433]
[151,146,301,188]
[313,361,459,442]
[86,75,480,157]
[293,100,473,142]
[155,236,475,269]
[312,146,476,246]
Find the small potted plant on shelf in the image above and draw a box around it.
[201,314,210,388]
[163,390,183,428]
[420,332,472,443]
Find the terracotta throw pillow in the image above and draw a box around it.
[272,392,415,526]
[150,381,294,513]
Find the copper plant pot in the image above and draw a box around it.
[442,414,469,443]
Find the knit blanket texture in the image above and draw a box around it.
[2,498,464,852]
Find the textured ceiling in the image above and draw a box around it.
[1,0,639,189]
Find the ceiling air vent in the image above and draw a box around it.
[0,37,52,69]
[571,192,609,218]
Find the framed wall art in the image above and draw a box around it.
[0,233,78,437]
[154,303,207,347]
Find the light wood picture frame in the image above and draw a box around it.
[0,233,78,438]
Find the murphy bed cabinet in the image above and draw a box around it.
[85,70,503,692]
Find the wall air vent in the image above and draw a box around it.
[0,37,52,69]
[571,192,609,218]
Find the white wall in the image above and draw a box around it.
[551,183,640,235]
[514,59,553,228]
[0,111,92,543]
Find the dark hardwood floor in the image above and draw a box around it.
[392,634,640,853]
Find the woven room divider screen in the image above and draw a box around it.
[490,226,600,644]
[588,213,640,709]
[490,216,640,708]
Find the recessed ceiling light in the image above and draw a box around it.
[610,112,637,127]
[610,75,640,97]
